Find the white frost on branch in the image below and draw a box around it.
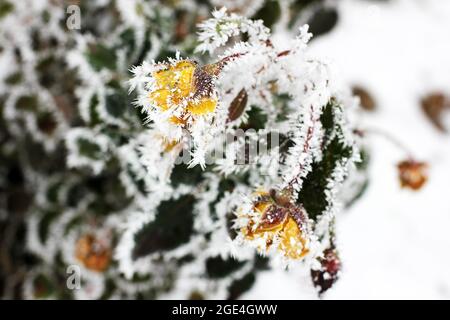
[196,7,270,54]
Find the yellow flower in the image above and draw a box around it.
[149,60,217,122]
[242,190,309,260]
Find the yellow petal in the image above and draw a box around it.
[150,60,196,111]
[153,68,175,89]
[187,98,217,115]
[176,61,195,97]
[254,201,272,214]
[169,115,186,126]
[149,89,171,110]
[278,217,309,259]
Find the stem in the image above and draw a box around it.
[286,105,317,192]
[211,44,295,76]
[356,127,414,160]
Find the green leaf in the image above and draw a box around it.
[5,72,22,85]
[86,44,117,71]
[298,137,352,220]
[242,106,267,131]
[206,256,245,278]
[297,101,353,220]
[253,0,281,29]
[0,1,13,20]
[119,28,136,50]
[46,180,63,204]
[77,138,103,160]
[88,94,101,125]
[38,210,60,243]
[132,195,196,258]
[16,95,38,112]
[37,111,58,136]
[227,273,256,299]
[307,6,338,38]
[105,91,127,118]
[170,163,204,187]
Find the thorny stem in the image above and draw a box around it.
[209,42,296,77]
[286,105,317,193]
[202,52,249,77]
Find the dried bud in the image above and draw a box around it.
[75,234,112,272]
[311,248,341,295]
[397,160,428,191]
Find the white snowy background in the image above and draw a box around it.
[243,0,450,299]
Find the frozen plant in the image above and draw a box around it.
[0,0,370,299]
[128,8,362,296]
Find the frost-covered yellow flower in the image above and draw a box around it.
[242,190,309,260]
[149,60,217,123]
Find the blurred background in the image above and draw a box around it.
[1,0,449,299]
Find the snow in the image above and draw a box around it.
[243,0,450,299]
